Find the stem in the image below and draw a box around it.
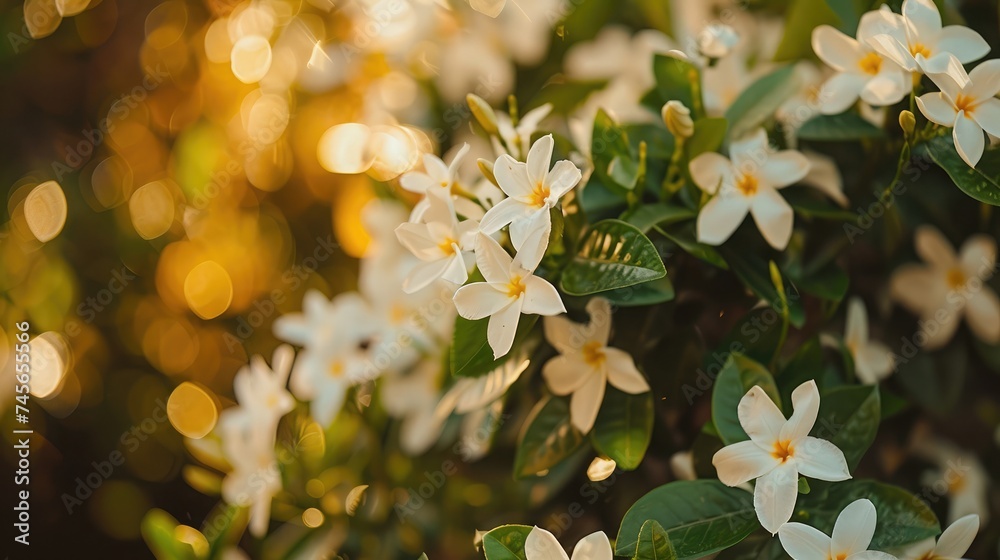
[661,137,686,200]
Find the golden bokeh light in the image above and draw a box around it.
[317,123,375,175]
[30,332,70,399]
[174,525,210,557]
[365,125,420,182]
[586,457,617,482]
[129,181,176,240]
[183,261,234,320]
[24,0,63,39]
[302,507,324,528]
[55,0,90,17]
[24,180,68,243]
[230,35,273,84]
[167,381,219,439]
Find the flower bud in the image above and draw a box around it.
[662,100,694,139]
[899,110,916,137]
[467,93,499,135]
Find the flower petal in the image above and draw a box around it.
[902,0,941,38]
[522,275,566,316]
[493,154,533,198]
[919,52,972,89]
[759,150,811,188]
[544,313,588,354]
[604,348,649,394]
[890,264,944,315]
[570,373,606,433]
[795,437,852,482]
[802,150,848,207]
[749,188,794,250]
[584,297,613,346]
[916,225,959,269]
[754,461,799,534]
[689,152,733,194]
[546,159,583,199]
[712,440,779,486]
[510,208,551,268]
[404,258,453,293]
[921,306,962,350]
[453,283,512,320]
[738,385,786,448]
[527,135,555,187]
[934,514,980,558]
[812,25,863,72]
[869,34,917,71]
[854,342,895,385]
[570,531,612,560]
[967,59,1000,100]
[542,355,594,396]
[487,296,524,359]
[960,234,997,279]
[778,522,833,560]
[525,526,570,560]
[832,498,877,555]
[936,26,991,63]
[780,380,820,444]
[954,112,985,167]
[818,72,868,115]
[972,98,1000,138]
[399,172,435,194]
[849,552,899,560]
[473,232,513,283]
[916,92,958,126]
[696,193,750,246]
[966,288,1000,345]
[479,196,531,235]
[729,128,770,173]
[845,297,869,348]
[859,66,908,107]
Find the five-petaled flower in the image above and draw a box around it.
[524,526,613,560]
[395,193,478,293]
[899,514,980,560]
[712,380,851,534]
[778,499,897,560]
[843,297,894,385]
[916,59,1000,167]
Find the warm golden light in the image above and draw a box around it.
[183,261,234,320]
[24,180,68,242]
[130,181,176,240]
[317,123,374,174]
[30,332,69,399]
[167,381,218,439]
[230,35,273,84]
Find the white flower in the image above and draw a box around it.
[274,291,382,426]
[662,100,694,139]
[220,435,281,537]
[889,226,1000,349]
[542,298,650,433]
[712,380,851,534]
[899,514,980,560]
[690,128,810,250]
[811,11,909,114]
[913,437,991,525]
[916,59,1000,167]
[525,526,613,560]
[801,150,849,208]
[670,450,696,481]
[844,297,894,385]
[868,0,989,87]
[453,233,565,359]
[469,0,506,18]
[395,193,478,293]
[778,499,897,560]
[400,144,470,212]
[697,23,740,59]
[495,104,553,160]
[381,355,444,455]
[479,135,582,269]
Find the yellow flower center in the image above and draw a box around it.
[827,554,848,560]
[390,303,409,324]
[771,440,795,463]
[582,340,606,367]
[266,394,280,408]
[528,181,550,208]
[948,473,967,493]
[946,267,966,290]
[858,52,882,75]
[329,360,345,378]
[439,180,450,188]
[735,174,759,196]
[955,93,977,114]
[910,42,931,58]
[438,236,458,255]
[506,275,526,298]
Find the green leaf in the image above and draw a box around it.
[600,276,675,307]
[721,248,806,327]
[451,315,539,378]
[711,354,782,445]
[814,385,880,471]
[616,480,757,559]
[686,118,728,160]
[203,504,247,560]
[797,112,884,141]
[802,480,940,550]
[724,65,800,140]
[527,80,608,115]
[774,0,840,61]
[649,54,701,111]
[659,223,728,269]
[593,109,638,191]
[514,396,584,478]
[782,187,859,222]
[482,525,534,560]
[919,136,1000,206]
[623,203,696,234]
[592,387,654,470]
[142,509,202,560]
[633,519,678,560]
[561,219,667,296]
[783,259,849,301]
[824,0,869,35]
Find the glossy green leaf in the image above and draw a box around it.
[648,54,701,111]
[601,276,675,307]
[482,525,533,560]
[919,136,1000,206]
[561,219,667,296]
[451,314,539,378]
[686,118,728,159]
[724,65,800,140]
[802,480,940,550]
[814,385,880,471]
[623,204,696,234]
[711,354,782,445]
[774,0,840,61]
[660,224,728,269]
[615,480,757,559]
[797,112,884,141]
[514,396,584,478]
[593,109,638,192]
[633,519,678,560]
[721,248,806,327]
[592,387,654,470]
